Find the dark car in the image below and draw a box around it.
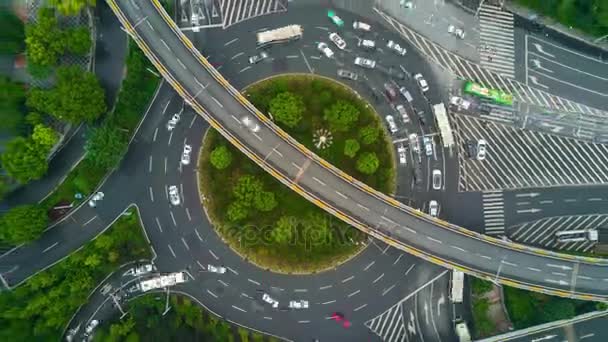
[416,110,427,125]
[465,140,477,158]
[384,83,398,101]
[413,164,423,185]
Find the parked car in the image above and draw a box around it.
[288,300,309,309]
[465,140,477,158]
[384,83,398,101]
[337,69,358,81]
[358,39,376,50]
[413,164,423,185]
[396,104,409,123]
[167,113,181,131]
[85,320,99,334]
[207,264,226,274]
[181,144,192,165]
[329,32,346,50]
[399,87,413,103]
[397,144,407,165]
[248,51,269,64]
[168,185,181,206]
[354,56,376,69]
[477,139,487,160]
[432,169,442,190]
[414,73,429,92]
[416,110,427,125]
[429,200,439,217]
[262,293,279,308]
[386,40,407,55]
[450,96,471,110]
[317,42,334,58]
[385,115,398,134]
[409,133,419,153]
[423,136,433,156]
[353,21,371,31]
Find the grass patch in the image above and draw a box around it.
[200,75,396,273]
[94,293,280,342]
[0,207,151,340]
[470,278,497,338]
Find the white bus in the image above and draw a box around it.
[257,25,303,46]
[450,270,464,303]
[555,229,598,243]
[455,320,471,342]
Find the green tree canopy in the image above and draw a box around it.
[359,125,379,145]
[49,0,96,16]
[356,152,379,175]
[343,139,360,158]
[32,124,59,149]
[323,100,360,132]
[226,202,249,222]
[25,8,65,68]
[1,136,49,183]
[254,191,277,212]
[85,122,128,169]
[271,216,296,244]
[27,66,106,124]
[0,10,25,54]
[232,175,264,206]
[209,145,232,170]
[65,27,91,55]
[0,204,48,244]
[0,77,26,133]
[269,92,305,128]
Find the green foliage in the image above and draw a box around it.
[254,191,277,212]
[272,216,296,244]
[269,92,305,128]
[32,124,59,149]
[85,123,128,169]
[515,0,608,36]
[343,139,360,158]
[25,8,65,68]
[323,100,360,132]
[359,125,379,145]
[49,0,96,16]
[471,278,494,295]
[1,136,49,183]
[0,204,48,244]
[232,175,264,206]
[0,175,11,201]
[0,77,26,133]
[25,112,44,127]
[65,27,91,55]
[209,145,232,170]
[356,152,379,175]
[27,66,106,124]
[0,10,25,54]
[472,297,495,337]
[226,202,249,222]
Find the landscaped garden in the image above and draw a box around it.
[199,75,396,273]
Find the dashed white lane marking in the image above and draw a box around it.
[185,207,192,221]
[294,289,308,293]
[181,237,190,251]
[313,177,326,186]
[241,292,252,299]
[189,115,197,128]
[319,285,333,290]
[263,316,272,320]
[335,191,348,199]
[298,320,310,324]
[164,156,167,174]
[232,305,247,313]
[248,278,261,286]
[160,38,170,50]
[373,273,385,284]
[527,267,541,272]
[253,133,262,141]
[578,275,593,280]
[168,244,176,258]
[206,289,218,298]
[364,261,375,271]
[502,260,517,267]
[479,255,492,260]
[405,264,416,275]
[357,204,370,211]
[42,242,59,253]
[342,276,354,283]
[83,216,97,226]
[149,187,154,202]
[321,300,336,304]
[381,216,396,225]
[155,217,163,233]
[393,254,403,265]
[315,26,328,31]
[227,266,238,275]
[405,227,417,234]
[167,131,173,146]
[382,284,396,296]
[176,58,186,70]
[197,260,205,270]
[552,272,567,277]
[224,38,239,46]
[450,246,466,252]
[218,279,229,287]
[231,52,244,60]
[148,155,153,173]
[427,236,443,244]
[210,95,224,108]
[239,66,251,73]
[348,290,360,297]
[152,128,158,142]
[194,228,203,242]
[170,211,177,227]
[208,249,219,260]
[354,303,368,311]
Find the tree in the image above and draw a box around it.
[323,100,360,132]
[49,0,96,16]
[232,175,264,206]
[27,66,106,124]
[31,124,59,149]
[25,8,65,68]
[0,204,48,244]
[85,123,128,169]
[209,145,232,170]
[343,139,360,158]
[65,27,91,55]
[541,299,575,322]
[272,216,296,244]
[0,77,26,133]
[1,136,49,183]
[356,152,379,175]
[227,202,248,222]
[359,125,379,145]
[254,191,277,212]
[0,11,25,54]
[268,92,305,128]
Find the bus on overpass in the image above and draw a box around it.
[463,81,513,106]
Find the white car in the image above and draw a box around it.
[477,139,487,160]
[397,144,407,165]
[358,39,376,50]
[337,69,358,81]
[432,169,442,190]
[396,104,409,123]
[429,200,439,217]
[85,320,99,334]
[167,113,181,131]
[317,42,334,58]
[448,25,465,39]
[289,300,309,309]
[181,144,192,165]
[414,73,429,92]
[131,264,154,276]
[207,264,226,274]
[353,21,371,31]
[262,293,279,308]
[409,133,419,153]
[354,57,376,69]
[241,116,260,133]
[386,40,407,55]
[329,32,346,50]
[168,185,180,206]
[385,115,398,134]
[248,51,269,64]
[423,136,433,156]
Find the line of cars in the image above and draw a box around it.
[260,292,309,310]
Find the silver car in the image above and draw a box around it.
[414,73,429,92]
[168,185,180,206]
[181,144,192,165]
[354,57,376,69]
[432,169,442,190]
[385,115,398,134]
[387,40,407,55]
[429,200,439,217]
[241,116,260,133]
[337,69,358,81]
[248,51,269,64]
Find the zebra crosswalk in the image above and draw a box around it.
[483,191,505,236]
[478,4,515,79]
[365,301,407,342]
[180,0,287,30]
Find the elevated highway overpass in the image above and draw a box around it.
[107,0,608,301]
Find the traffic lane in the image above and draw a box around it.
[410,272,453,342]
[527,52,608,94]
[505,313,608,342]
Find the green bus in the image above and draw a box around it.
[463,81,513,106]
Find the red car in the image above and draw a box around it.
[331,312,351,328]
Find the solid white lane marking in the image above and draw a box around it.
[42,242,59,253]
[208,249,219,260]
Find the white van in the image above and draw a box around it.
[358,39,376,50]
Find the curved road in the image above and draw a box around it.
[104,0,608,301]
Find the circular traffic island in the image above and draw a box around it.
[199,74,396,273]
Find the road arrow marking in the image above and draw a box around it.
[547,264,572,271]
[516,208,542,214]
[528,75,549,89]
[437,294,445,316]
[533,44,555,58]
[530,59,554,73]
[545,279,568,286]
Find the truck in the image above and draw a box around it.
[450,270,464,303]
[555,229,598,243]
[257,25,303,46]
[449,96,471,110]
[455,320,471,342]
